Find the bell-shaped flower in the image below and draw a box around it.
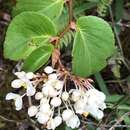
[54,116,62,127]
[6,93,23,111]
[50,97,62,107]
[62,92,69,101]
[62,109,74,121]
[37,113,50,124]
[35,92,44,100]
[84,103,104,120]
[66,115,80,129]
[44,66,54,74]
[28,106,38,117]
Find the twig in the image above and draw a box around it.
[0,115,21,123]
[109,6,130,72]
[109,112,130,130]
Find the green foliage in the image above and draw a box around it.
[4,0,115,75]
[97,0,112,16]
[13,0,64,19]
[72,16,115,77]
[4,12,56,60]
[23,45,53,72]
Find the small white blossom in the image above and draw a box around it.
[35,92,43,100]
[44,66,54,74]
[62,92,69,101]
[50,97,62,107]
[71,90,81,102]
[62,109,73,121]
[54,116,62,127]
[37,113,50,124]
[48,74,57,80]
[6,93,23,111]
[66,115,80,129]
[28,106,38,117]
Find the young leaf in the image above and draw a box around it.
[4,12,56,60]
[72,16,115,77]
[13,0,64,19]
[23,45,53,72]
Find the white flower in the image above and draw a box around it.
[50,97,62,107]
[62,92,69,101]
[74,99,87,114]
[66,115,80,129]
[71,90,81,102]
[62,109,73,121]
[37,113,50,124]
[44,66,54,74]
[48,73,57,80]
[28,106,38,117]
[47,116,62,130]
[54,116,62,127]
[84,104,104,120]
[12,71,36,96]
[47,119,56,130]
[6,93,23,111]
[35,92,43,100]
[40,97,48,104]
[39,103,51,115]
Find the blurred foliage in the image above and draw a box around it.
[0,0,130,130]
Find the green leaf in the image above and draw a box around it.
[94,72,110,95]
[23,45,53,72]
[72,16,115,77]
[4,12,56,60]
[13,0,64,19]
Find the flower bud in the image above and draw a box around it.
[50,97,62,107]
[62,109,73,121]
[37,113,50,124]
[28,106,38,117]
[44,66,54,74]
[54,116,62,127]
[35,92,43,100]
[26,72,34,79]
[62,92,69,101]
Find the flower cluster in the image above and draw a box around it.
[6,66,106,129]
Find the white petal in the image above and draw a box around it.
[44,66,54,74]
[26,83,36,96]
[11,79,24,88]
[15,71,26,79]
[5,93,18,100]
[28,106,38,117]
[26,72,34,79]
[15,96,23,111]
[50,97,62,107]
